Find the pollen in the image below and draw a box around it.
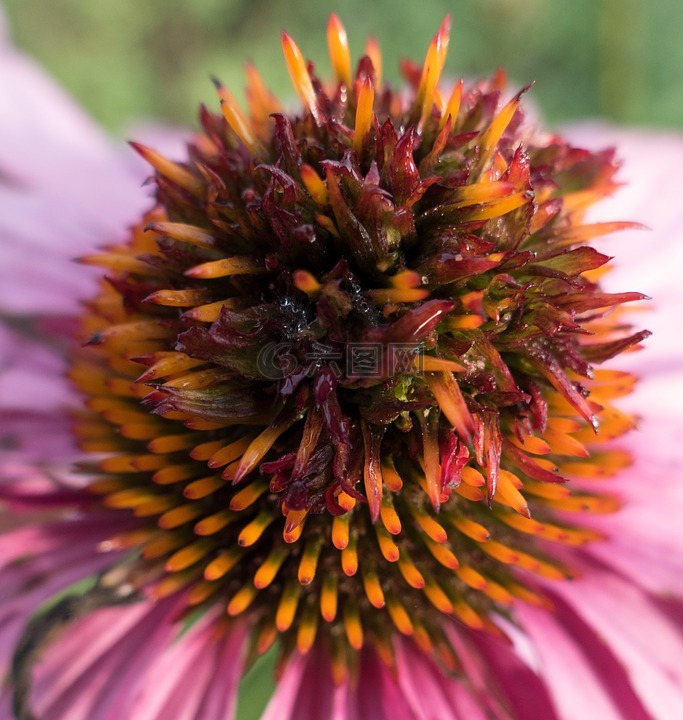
[71,15,648,683]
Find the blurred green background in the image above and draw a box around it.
[2,0,680,717]
[4,0,683,135]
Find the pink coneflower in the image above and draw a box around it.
[1,13,682,720]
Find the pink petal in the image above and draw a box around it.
[549,565,683,719]
[516,602,646,720]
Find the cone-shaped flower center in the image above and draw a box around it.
[72,15,647,680]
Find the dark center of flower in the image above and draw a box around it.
[71,15,647,680]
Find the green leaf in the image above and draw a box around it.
[235,645,278,720]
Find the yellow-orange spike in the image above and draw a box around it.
[142,532,186,560]
[424,372,474,442]
[281,32,322,125]
[326,515,349,556]
[507,433,552,455]
[103,528,156,552]
[456,565,488,590]
[364,37,382,86]
[367,288,430,305]
[561,449,631,480]
[389,270,421,289]
[184,256,265,279]
[129,142,204,197]
[481,540,522,565]
[144,288,210,309]
[423,535,459,569]
[477,87,529,172]
[97,320,170,343]
[444,314,485,331]
[421,357,465,373]
[534,559,573,581]
[343,598,364,650]
[386,596,414,635]
[448,180,516,207]
[244,62,282,125]
[238,511,274,547]
[452,600,485,630]
[207,435,253,469]
[330,636,351,685]
[138,352,206,384]
[461,466,486,488]
[165,538,214,572]
[105,488,154,510]
[204,547,241,581]
[550,220,646,247]
[89,477,127,495]
[412,508,448,544]
[254,546,288,589]
[235,415,295,483]
[229,479,268,511]
[188,580,219,606]
[320,574,339,622]
[276,581,302,632]
[316,212,340,238]
[353,77,375,154]
[483,581,514,605]
[214,79,264,156]
[100,455,168,473]
[255,621,279,656]
[416,15,451,129]
[412,622,435,656]
[440,79,463,130]
[380,494,401,535]
[118,421,166,442]
[190,439,226,462]
[298,167,328,207]
[152,463,197,485]
[134,496,176,517]
[505,580,552,608]
[362,568,386,608]
[157,503,203,529]
[194,509,235,536]
[543,430,589,458]
[78,252,161,276]
[544,494,621,515]
[151,569,200,600]
[327,14,352,87]
[496,510,545,537]
[227,583,258,616]
[381,458,403,492]
[523,480,571,500]
[397,553,425,589]
[147,433,196,454]
[145,222,216,249]
[423,577,453,614]
[457,191,532,222]
[495,469,530,517]
[297,605,319,655]
[160,367,227,391]
[183,299,241,323]
[341,532,358,576]
[337,491,356,512]
[452,516,490,542]
[559,184,619,214]
[376,526,400,562]
[184,475,223,501]
[298,539,323,586]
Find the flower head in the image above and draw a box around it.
[1,13,682,720]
